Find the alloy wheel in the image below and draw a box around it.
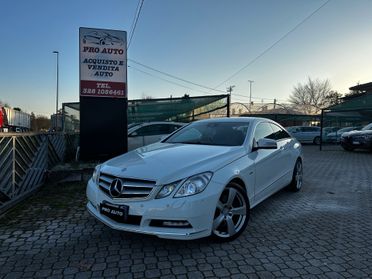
[295,160,303,190]
[212,185,248,239]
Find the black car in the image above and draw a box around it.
[340,123,372,151]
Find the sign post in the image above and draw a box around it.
[79,27,128,160]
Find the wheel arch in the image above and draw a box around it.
[227,177,252,208]
[229,177,247,192]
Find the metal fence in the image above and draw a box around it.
[0,133,65,213]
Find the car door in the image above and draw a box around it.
[289,127,302,142]
[252,122,284,203]
[302,127,320,142]
[128,126,145,151]
[270,123,293,185]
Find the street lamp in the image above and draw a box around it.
[53,51,59,128]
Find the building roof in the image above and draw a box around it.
[349,82,372,92]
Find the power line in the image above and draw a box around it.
[128,0,144,49]
[130,62,289,102]
[212,0,331,90]
[232,92,286,102]
[129,58,226,93]
[128,65,213,95]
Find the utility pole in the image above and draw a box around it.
[227,85,235,95]
[248,80,254,111]
[53,51,59,130]
[226,85,235,117]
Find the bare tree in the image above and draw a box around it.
[0,100,10,107]
[289,77,341,114]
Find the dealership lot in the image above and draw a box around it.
[0,146,371,279]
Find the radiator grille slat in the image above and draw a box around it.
[98,172,156,200]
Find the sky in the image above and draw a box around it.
[1,0,372,116]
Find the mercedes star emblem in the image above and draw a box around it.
[109,178,124,198]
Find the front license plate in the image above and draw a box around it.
[352,141,360,145]
[100,202,129,223]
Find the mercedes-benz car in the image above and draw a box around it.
[86,118,303,241]
[340,123,372,151]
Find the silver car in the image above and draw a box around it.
[87,117,303,241]
[286,126,321,145]
[128,122,185,150]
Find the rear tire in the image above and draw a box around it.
[313,136,321,145]
[211,183,249,242]
[342,145,354,151]
[289,159,303,192]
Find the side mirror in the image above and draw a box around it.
[253,138,277,151]
[129,131,138,137]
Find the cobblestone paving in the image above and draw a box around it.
[0,146,371,278]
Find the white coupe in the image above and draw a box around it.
[86,117,303,241]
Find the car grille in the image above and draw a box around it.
[99,172,156,200]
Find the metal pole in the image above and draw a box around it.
[12,136,15,198]
[248,80,254,111]
[226,86,235,117]
[320,109,324,151]
[53,51,59,130]
[227,94,230,117]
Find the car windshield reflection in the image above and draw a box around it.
[165,121,249,146]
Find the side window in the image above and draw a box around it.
[135,124,170,137]
[170,124,182,133]
[270,124,291,140]
[303,127,319,132]
[254,123,275,142]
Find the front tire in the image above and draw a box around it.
[211,183,249,241]
[289,159,303,192]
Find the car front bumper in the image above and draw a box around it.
[86,178,222,240]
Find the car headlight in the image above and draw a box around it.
[156,182,179,199]
[174,172,213,198]
[92,165,101,184]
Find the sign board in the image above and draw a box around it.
[79,27,128,160]
[80,27,127,98]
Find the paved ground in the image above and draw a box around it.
[0,146,371,279]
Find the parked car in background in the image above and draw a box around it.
[87,117,303,241]
[286,126,321,145]
[128,123,141,129]
[128,121,185,150]
[322,126,339,137]
[340,123,372,151]
[324,127,358,143]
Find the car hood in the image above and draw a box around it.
[326,132,337,136]
[100,142,246,184]
[342,130,372,137]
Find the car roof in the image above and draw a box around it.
[193,117,269,124]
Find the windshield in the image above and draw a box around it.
[362,123,372,131]
[165,121,249,146]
